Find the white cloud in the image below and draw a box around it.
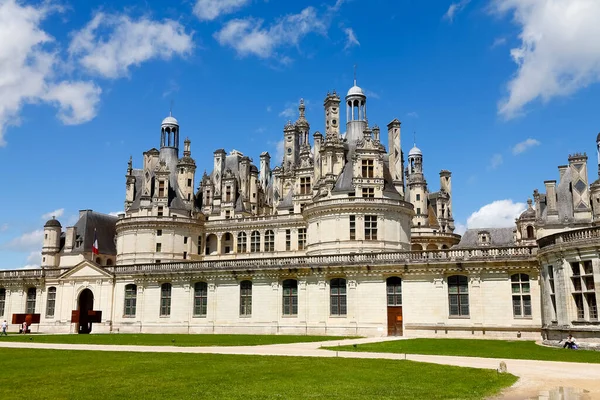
[41,208,64,220]
[363,88,380,99]
[444,0,471,22]
[279,106,296,119]
[108,211,122,217]
[343,27,360,50]
[406,111,419,118]
[489,153,503,169]
[512,138,540,155]
[454,222,467,235]
[491,37,507,48]
[466,199,526,228]
[494,0,600,118]
[26,250,41,266]
[194,0,250,21]
[214,7,328,59]
[69,12,194,79]
[0,0,101,146]
[2,229,43,252]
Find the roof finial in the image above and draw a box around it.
[353,64,357,86]
[169,99,174,117]
[413,131,416,147]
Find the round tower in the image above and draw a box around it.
[177,137,197,203]
[407,145,428,227]
[42,217,62,267]
[345,78,367,142]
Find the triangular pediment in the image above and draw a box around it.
[59,260,112,279]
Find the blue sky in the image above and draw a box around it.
[1,0,599,269]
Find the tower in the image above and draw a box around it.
[177,138,196,203]
[324,91,341,141]
[590,133,600,221]
[283,120,298,171]
[407,144,428,227]
[42,217,62,267]
[345,77,367,142]
[160,113,179,152]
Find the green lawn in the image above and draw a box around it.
[324,338,600,363]
[0,348,516,399]
[0,333,351,347]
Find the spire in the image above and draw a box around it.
[353,64,357,86]
[299,98,306,119]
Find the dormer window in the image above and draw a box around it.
[477,231,490,246]
[361,159,374,178]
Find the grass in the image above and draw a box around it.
[0,348,517,399]
[324,338,600,364]
[0,333,352,347]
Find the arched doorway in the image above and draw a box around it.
[78,289,94,334]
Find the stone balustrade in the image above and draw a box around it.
[538,226,600,250]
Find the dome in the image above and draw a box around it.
[162,116,178,126]
[519,208,536,219]
[409,145,422,156]
[596,132,600,142]
[44,218,62,228]
[346,85,365,97]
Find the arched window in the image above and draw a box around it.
[240,280,252,316]
[448,275,469,317]
[205,234,217,255]
[526,225,535,239]
[0,288,5,317]
[46,287,56,318]
[282,279,298,316]
[95,257,101,264]
[330,278,347,316]
[237,232,247,253]
[250,231,260,253]
[194,282,208,317]
[106,259,113,266]
[160,283,172,317]
[387,277,402,306]
[26,287,36,314]
[511,274,532,317]
[124,284,137,317]
[264,230,274,252]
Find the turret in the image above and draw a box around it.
[283,121,298,171]
[259,152,271,190]
[42,217,62,267]
[407,144,428,227]
[345,78,367,142]
[177,138,196,203]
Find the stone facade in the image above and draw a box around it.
[0,81,598,341]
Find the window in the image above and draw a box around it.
[511,274,532,317]
[526,225,534,239]
[240,280,252,316]
[237,232,247,253]
[160,283,171,317]
[285,229,291,251]
[416,194,420,201]
[197,236,202,254]
[548,266,557,318]
[330,278,347,316]
[416,208,421,214]
[250,231,260,253]
[26,287,36,314]
[362,188,374,198]
[265,230,274,252]
[0,288,5,316]
[225,186,232,202]
[364,215,377,240]
[156,243,161,252]
[183,251,187,259]
[298,228,306,250]
[282,279,298,316]
[300,177,311,195]
[183,236,188,244]
[448,275,469,317]
[46,287,56,318]
[187,178,192,187]
[361,159,374,178]
[349,215,356,240]
[387,277,402,306]
[158,181,165,197]
[586,293,598,320]
[157,206,163,217]
[124,284,137,317]
[194,282,208,317]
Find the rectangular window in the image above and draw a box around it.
[416,208,421,214]
[124,284,137,317]
[361,159,374,178]
[156,243,161,252]
[183,236,188,244]
[250,232,260,253]
[0,288,5,317]
[265,230,275,252]
[46,287,56,318]
[158,181,165,197]
[574,293,585,319]
[586,293,598,320]
[26,288,36,314]
[362,188,375,198]
[225,186,231,202]
[285,229,291,251]
[448,275,469,317]
[157,206,163,217]
[187,178,192,187]
[237,233,247,253]
[197,236,202,254]
[194,282,208,317]
[416,194,420,201]
[298,228,306,250]
[183,251,187,260]
[364,215,377,240]
[240,281,252,316]
[160,283,171,317]
[349,215,356,240]
[512,273,532,317]
[282,280,298,316]
[330,279,347,316]
[157,229,162,236]
[300,177,311,195]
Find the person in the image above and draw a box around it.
[563,334,577,349]
[1,320,7,336]
[21,321,27,334]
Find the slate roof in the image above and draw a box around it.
[455,227,515,248]
[67,210,118,255]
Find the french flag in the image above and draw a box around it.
[92,229,99,255]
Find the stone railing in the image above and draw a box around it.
[0,246,538,280]
[538,226,600,249]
